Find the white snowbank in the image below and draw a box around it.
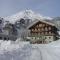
[48,39,60,47]
[0,40,30,52]
[0,39,60,60]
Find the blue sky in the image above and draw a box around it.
[0,0,60,17]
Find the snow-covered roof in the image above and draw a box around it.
[27,19,55,29]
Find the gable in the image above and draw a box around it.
[29,21,54,29]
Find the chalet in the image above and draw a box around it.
[27,19,59,44]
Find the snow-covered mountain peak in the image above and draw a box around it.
[4,10,52,24]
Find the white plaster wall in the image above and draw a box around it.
[27,36,54,43]
[44,36,54,43]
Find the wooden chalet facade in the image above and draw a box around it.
[27,20,58,44]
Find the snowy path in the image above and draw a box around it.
[0,41,60,60]
[31,44,60,60]
[31,45,54,60]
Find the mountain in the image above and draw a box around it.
[4,10,52,24]
[52,17,60,30]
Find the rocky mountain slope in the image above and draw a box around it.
[4,10,52,24]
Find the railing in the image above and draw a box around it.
[28,33,55,37]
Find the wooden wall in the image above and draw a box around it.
[29,21,57,36]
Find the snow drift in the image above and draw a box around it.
[0,39,60,60]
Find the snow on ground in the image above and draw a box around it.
[0,39,60,60]
[48,39,60,47]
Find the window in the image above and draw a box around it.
[38,28,40,31]
[32,37,35,39]
[39,24,42,27]
[45,37,47,39]
[32,29,34,31]
[35,28,37,32]
[42,24,45,27]
[41,28,44,31]
[41,32,44,34]
[32,37,33,39]
[49,37,51,39]
[32,37,35,40]
[46,24,48,26]
[45,27,48,31]
[45,32,48,35]
[35,37,36,39]
[49,27,51,30]
[37,37,39,40]
[36,25,39,27]
[49,32,51,34]
[39,36,42,40]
